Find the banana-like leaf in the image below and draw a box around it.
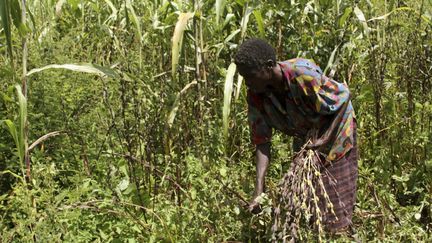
[27,63,119,78]
[223,63,236,139]
[171,12,194,79]
[167,80,197,128]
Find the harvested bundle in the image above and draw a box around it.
[272,142,338,242]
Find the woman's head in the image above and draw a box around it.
[234,38,278,93]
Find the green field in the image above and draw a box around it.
[1,0,431,241]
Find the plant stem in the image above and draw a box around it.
[21,0,30,182]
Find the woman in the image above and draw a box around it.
[234,38,358,232]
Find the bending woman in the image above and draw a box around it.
[234,38,358,232]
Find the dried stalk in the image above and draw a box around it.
[272,141,337,242]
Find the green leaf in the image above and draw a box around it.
[215,0,226,24]
[99,229,109,240]
[219,167,227,177]
[240,6,253,39]
[354,6,369,36]
[338,6,352,28]
[27,63,119,78]
[117,178,129,191]
[16,85,26,169]
[3,119,19,150]
[234,206,240,215]
[128,238,137,243]
[55,0,67,16]
[222,13,234,29]
[167,80,197,128]
[0,0,13,60]
[253,9,264,38]
[104,0,118,22]
[190,188,197,200]
[224,29,240,43]
[9,0,22,31]
[323,45,339,75]
[392,174,409,182]
[425,159,432,170]
[125,0,142,43]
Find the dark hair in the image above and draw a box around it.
[234,38,276,71]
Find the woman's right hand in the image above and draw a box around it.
[248,196,262,214]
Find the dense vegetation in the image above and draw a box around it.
[1,0,431,241]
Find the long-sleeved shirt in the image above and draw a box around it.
[247,58,355,161]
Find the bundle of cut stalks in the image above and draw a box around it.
[272,141,337,242]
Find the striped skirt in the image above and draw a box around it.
[318,123,358,231]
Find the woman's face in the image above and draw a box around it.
[238,66,273,94]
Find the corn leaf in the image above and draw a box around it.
[253,9,264,38]
[222,13,234,29]
[9,0,22,30]
[354,6,369,36]
[338,6,352,27]
[240,7,253,39]
[3,119,19,154]
[27,63,119,78]
[222,63,236,139]
[125,0,142,43]
[104,0,118,22]
[367,7,431,24]
[167,80,197,128]
[234,74,243,101]
[0,0,13,59]
[16,85,27,167]
[224,29,240,43]
[171,12,194,79]
[215,0,225,24]
[323,45,339,75]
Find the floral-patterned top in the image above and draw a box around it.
[247,58,355,161]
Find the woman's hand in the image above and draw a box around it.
[250,143,271,214]
[248,197,262,214]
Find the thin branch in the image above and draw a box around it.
[28,131,62,151]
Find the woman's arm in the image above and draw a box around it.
[249,142,271,213]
